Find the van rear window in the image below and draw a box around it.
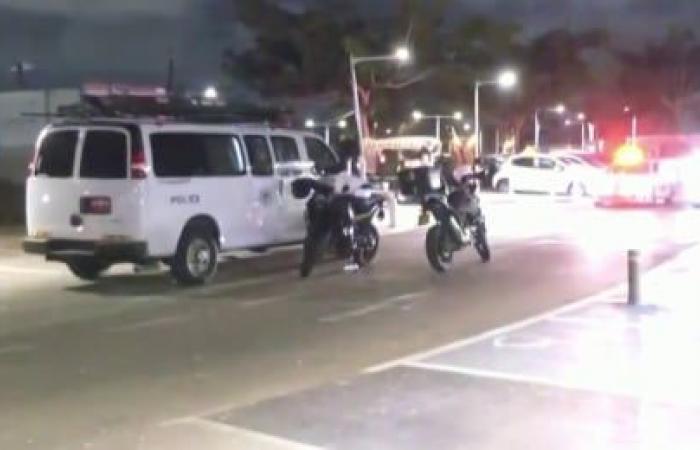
[80,130,128,179]
[35,130,78,178]
[150,133,246,177]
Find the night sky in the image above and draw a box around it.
[1,0,697,91]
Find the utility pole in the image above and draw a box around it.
[166,55,175,94]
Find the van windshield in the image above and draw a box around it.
[35,130,79,178]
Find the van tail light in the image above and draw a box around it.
[27,152,36,177]
[130,148,149,179]
[80,196,112,215]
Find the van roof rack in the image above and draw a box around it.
[22,95,292,126]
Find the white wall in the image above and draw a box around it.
[0,89,79,185]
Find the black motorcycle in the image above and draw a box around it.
[422,175,491,272]
[292,178,385,278]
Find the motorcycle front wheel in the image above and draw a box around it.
[353,223,380,267]
[425,224,454,273]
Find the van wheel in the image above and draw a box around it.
[496,179,510,194]
[67,258,109,281]
[171,227,218,285]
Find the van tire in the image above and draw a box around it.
[171,226,218,285]
[67,258,109,281]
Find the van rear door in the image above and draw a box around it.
[27,126,142,241]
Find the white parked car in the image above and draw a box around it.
[493,153,602,196]
[24,118,354,284]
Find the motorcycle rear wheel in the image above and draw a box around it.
[353,223,380,267]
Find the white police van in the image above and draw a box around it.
[24,119,347,284]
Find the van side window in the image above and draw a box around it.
[270,136,300,162]
[511,157,534,168]
[80,130,128,179]
[244,135,274,176]
[150,133,246,177]
[538,157,557,170]
[304,137,339,171]
[35,130,78,178]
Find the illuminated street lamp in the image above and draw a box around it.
[474,69,518,157]
[576,112,587,150]
[463,122,472,132]
[202,86,218,100]
[394,47,411,63]
[534,103,566,150]
[306,110,354,144]
[412,109,466,140]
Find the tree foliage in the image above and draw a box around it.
[222,1,700,141]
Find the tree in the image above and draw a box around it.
[222,0,351,97]
[617,27,700,131]
[494,28,607,149]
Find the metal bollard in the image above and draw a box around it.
[627,249,640,306]
[386,192,398,229]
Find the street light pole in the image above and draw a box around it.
[473,70,517,158]
[412,111,465,142]
[534,109,540,150]
[349,55,363,151]
[534,103,565,151]
[474,81,481,158]
[624,105,637,144]
[348,48,410,176]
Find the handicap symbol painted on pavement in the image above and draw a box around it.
[492,334,553,350]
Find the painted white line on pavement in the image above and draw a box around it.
[318,291,427,324]
[0,265,63,276]
[162,417,324,450]
[364,286,622,374]
[547,315,642,329]
[105,314,190,333]
[365,244,698,374]
[402,361,677,404]
[492,335,553,349]
[0,343,35,355]
[238,295,290,309]
[188,271,295,297]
